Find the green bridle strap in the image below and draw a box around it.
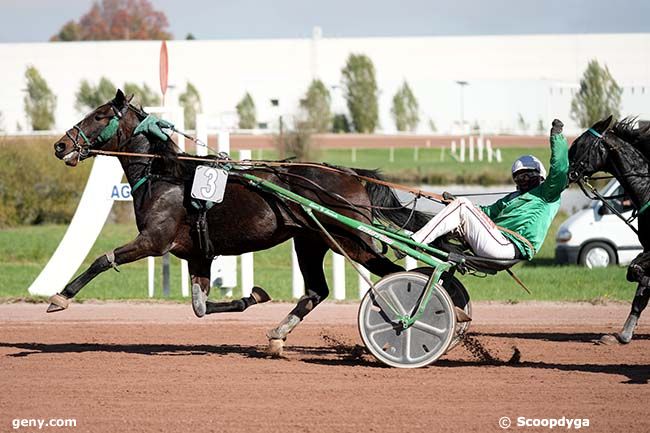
[638,201,650,216]
[77,128,93,147]
[131,176,149,194]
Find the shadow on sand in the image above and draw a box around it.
[1,331,648,384]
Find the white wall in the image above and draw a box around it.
[1,33,649,134]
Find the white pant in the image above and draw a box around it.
[411,198,517,259]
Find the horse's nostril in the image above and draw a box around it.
[55,142,66,153]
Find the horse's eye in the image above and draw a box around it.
[94,115,102,121]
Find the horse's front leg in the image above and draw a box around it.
[618,284,649,343]
[46,234,167,312]
[616,253,650,343]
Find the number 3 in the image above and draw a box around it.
[201,168,218,198]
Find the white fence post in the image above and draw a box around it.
[291,239,305,299]
[332,253,346,300]
[460,138,466,162]
[477,135,484,161]
[358,267,371,299]
[148,256,155,297]
[469,136,474,162]
[240,253,254,298]
[239,148,254,298]
[486,139,493,163]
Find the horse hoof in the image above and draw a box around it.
[616,333,632,344]
[597,334,620,345]
[46,303,66,313]
[251,286,272,304]
[191,283,207,318]
[267,339,284,357]
[46,293,70,313]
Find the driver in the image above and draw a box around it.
[411,119,568,260]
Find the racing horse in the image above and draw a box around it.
[569,115,650,343]
[50,89,429,352]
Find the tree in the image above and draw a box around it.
[236,93,256,129]
[179,82,202,130]
[75,77,117,112]
[341,54,379,133]
[52,21,81,41]
[391,80,419,132]
[50,0,172,41]
[516,113,529,132]
[428,118,437,133]
[24,66,57,131]
[300,79,331,132]
[332,114,351,133]
[570,60,622,128]
[124,82,160,107]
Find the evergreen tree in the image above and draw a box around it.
[236,92,256,129]
[124,82,160,107]
[300,79,331,132]
[75,77,117,112]
[341,54,379,133]
[24,66,57,130]
[332,114,351,133]
[178,82,202,130]
[391,80,419,132]
[570,60,622,127]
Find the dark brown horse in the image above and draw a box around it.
[569,116,650,343]
[50,89,428,353]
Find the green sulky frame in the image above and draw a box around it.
[241,172,456,328]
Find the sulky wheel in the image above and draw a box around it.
[413,267,472,350]
[358,271,456,368]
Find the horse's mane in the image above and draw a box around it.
[612,117,650,160]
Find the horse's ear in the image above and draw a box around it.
[114,89,126,108]
[592,115,613,133]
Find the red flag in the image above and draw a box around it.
[159,40,169,99]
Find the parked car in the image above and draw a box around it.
[555,180,642,268]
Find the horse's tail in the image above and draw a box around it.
[352,168,432,233]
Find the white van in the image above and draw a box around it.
[555,180,642,268]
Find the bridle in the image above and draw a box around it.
[570,127,650,235]
[65,102,129,159]
[568,127,606,183]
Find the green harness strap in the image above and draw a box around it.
[638,201,650,216]
[131,176,149,193]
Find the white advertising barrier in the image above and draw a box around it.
[28,156,124,297]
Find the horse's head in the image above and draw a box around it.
[568,115,613,182]
[54,89,132,166]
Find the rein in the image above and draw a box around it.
[87,148,447,203]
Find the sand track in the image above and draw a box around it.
[1,301,648,433]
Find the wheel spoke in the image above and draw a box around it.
[366,321,395,333]
[412,319,448,337]
[386,285,408,315]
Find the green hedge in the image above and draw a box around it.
[0,136,91,227]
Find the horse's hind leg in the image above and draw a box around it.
[189,258,272,318]
[47,234,166,312]
[267,236,329,354]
